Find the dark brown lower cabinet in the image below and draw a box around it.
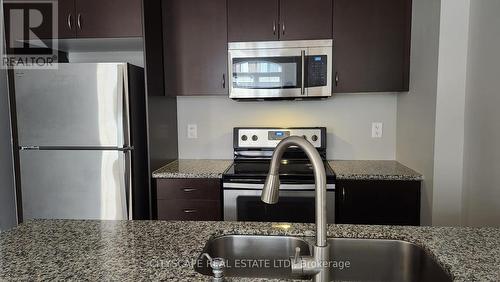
[157,200,221,221]
[155,178,222,221]
[335,180,421,226]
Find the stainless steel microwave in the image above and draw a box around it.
[228,40,333,100]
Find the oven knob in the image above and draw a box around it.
[241,135,248,141]
[252,135,258,141]
[302,135,307,140]
[311,135,318,142]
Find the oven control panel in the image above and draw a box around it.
[236,128,324,148]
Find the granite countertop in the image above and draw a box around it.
[152,159,233,179]
[152,159,423,182]
[328,160,423,181]
[1,220,499,281]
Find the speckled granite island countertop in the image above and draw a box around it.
[328,160,423,181]
[0,220,499,281]
[152,159,233,179]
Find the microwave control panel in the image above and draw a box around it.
[306,55,328,87]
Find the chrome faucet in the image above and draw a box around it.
[261,136,329,282]
[201,253,225,282]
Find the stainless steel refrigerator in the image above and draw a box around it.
[13,63,149,220]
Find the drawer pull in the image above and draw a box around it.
[183,188,197,192]
[183,209,198,213]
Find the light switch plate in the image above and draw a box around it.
[187,124,198,139]
[372,122,383,138]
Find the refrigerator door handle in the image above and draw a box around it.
[20,146,40,150]
[124,150,133,220]
[21,146,134,151]
[121,65,132,148]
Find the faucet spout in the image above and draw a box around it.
[261,136,328,247]
[261,136,330,281]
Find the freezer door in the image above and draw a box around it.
[14,63,129,147]
[19,150,130,220]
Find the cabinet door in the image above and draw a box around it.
[58,0,77,39]
[75,0,143,38]
[163,0,228,96]
[228,0,279,42]
[155,179,222,221]
[279,0,332,41]
[333,0,412,93]
[335,180,420,225]
[3,1,76,40]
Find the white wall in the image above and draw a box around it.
[177,94,397,160]
[0,0,18,231]
[462,0,500,227]
[396,0,441,225]
[431,0,470,226]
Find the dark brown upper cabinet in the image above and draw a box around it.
[2,1,75,40]
[35,0,142,39]
[162,0,228,96]
[74,0,143,38]
[228,0,332,42]
[279,0,333,41]
[228,0,279,42]
[143,0,165,97]
[57,0,77,39]
[333,0,412,93]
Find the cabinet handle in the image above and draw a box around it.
[67,14,73,30]
[301,50,305,95]
[183,188,197,192]
[342,187,346,202]
[335,72,339,86]
[282,22,286,35]
[183,209,197,214]
[77,13,82,29]
[273,21,276,35]
[222,74,226,88]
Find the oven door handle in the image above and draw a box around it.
[223,183,335,190]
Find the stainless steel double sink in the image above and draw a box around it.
[195,235,452,281]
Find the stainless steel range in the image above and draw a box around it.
[223,127,335,223]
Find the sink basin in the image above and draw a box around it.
[326,238,452,282]
[196,235,312,279]
[195,235,452,282]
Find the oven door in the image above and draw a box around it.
[223,187,335,223]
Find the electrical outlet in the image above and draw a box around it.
[372,122,383,138]
[187,124,198,139]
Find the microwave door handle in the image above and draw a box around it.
[301,50,306,95]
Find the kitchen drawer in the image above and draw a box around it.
[157,200,221,221]
[156,179,221,200]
